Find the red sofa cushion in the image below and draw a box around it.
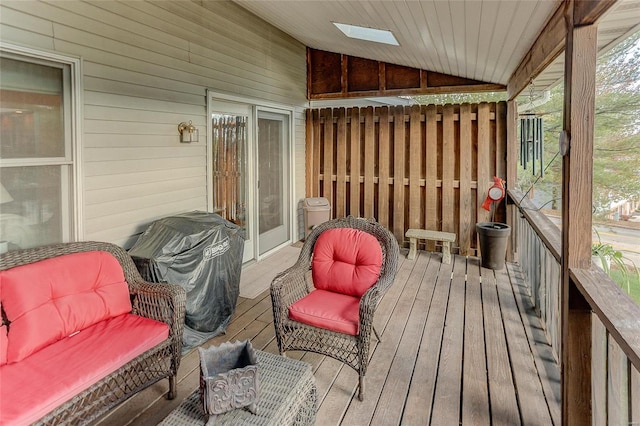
[0,325,7,366]
[0,313,169,426]
[312,228,383,297]
[289,289,360,335]
[0,251,132,363]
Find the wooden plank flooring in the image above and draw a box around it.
[97,248,560,426]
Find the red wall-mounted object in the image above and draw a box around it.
[482,176,505,211]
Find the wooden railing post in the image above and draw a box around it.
[561,2,598,423]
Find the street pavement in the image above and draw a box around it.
[545,213,640,267]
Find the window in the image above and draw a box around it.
[0,48,79,251]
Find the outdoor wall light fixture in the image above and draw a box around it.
[178,120,198,143]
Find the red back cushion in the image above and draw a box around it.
[312,228,383,297]
[0,251,132,363]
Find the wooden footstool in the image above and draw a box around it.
[160,351,316,425]
[405,229,456,264]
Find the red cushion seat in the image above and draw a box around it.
[289,289,360,335]
[0,313,169,426]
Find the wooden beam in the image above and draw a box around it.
[308,48,504,100]
[507,2,566,100]
[574,0,617,26]
[561,4,598,423]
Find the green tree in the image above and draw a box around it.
[516,30,640,216]
[412,91,506,105]
[592,31,640,214]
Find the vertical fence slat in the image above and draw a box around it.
[364,106,375,218]
[393,105,406,243]
[608,335,629,426]
[378,106,390,227]
[409,104,421,230]
[425,104,438,251]
[305,108,315,196]
[442,105,455,234]
[592,316,607,426]
[496,102,507,224]
[311,109,321,197]
[477,103,492,247]
[459,104,472,255]
[349,108,361,217]
[336,108,347,217]
[322,108,334,209]
[496,102,507,179]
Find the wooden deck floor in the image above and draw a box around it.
[97,248,561,426]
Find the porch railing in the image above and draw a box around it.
[508,189,640,424]
[509,189,562,362]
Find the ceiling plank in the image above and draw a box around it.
[308,48,504,100]
[507,2,567,99]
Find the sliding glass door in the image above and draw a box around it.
[208,97,292,263]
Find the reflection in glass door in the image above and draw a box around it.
[257,110,290,255]
[210,104,253,263]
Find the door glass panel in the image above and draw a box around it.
[258,117,284,233]
[257,111,289,255]
[211,114,248,229]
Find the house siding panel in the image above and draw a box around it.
[0,0,307,247]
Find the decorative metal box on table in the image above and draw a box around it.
[161,350,316,426]
[199,340,260,424]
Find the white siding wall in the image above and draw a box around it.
[0,0,307,248]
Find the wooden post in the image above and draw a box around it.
[506,100,518,262]
[561,3,597,423]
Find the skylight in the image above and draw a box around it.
[333,23,399,46]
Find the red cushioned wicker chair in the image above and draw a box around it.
[270,216,399,400]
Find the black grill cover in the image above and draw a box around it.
[129,211,244,336]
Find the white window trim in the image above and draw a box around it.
[0,42,84,242]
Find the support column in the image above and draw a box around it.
[561,3,598,424]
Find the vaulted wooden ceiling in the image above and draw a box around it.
[233,0,640,97]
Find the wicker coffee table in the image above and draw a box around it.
[160,350,316,425]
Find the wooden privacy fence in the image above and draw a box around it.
[305,102,507,255]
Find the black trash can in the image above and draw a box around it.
[476,222,511,270]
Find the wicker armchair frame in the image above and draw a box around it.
[0,241,186,425]
[270,216,399,400]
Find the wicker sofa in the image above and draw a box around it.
[0,241,186,425]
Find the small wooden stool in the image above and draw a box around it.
[405,229,457,264]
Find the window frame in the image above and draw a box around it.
[0,42,83,242]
